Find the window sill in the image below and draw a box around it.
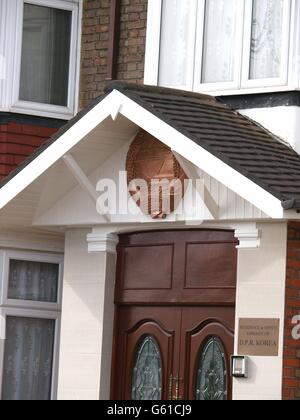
[9,101,75,120]
[154,82,300,99]
[197,85,300,98]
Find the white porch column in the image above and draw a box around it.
[57,229,118,400]
[233,222,287,400]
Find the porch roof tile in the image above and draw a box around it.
[106,82,300,210]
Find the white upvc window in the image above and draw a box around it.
[0,0,81,119]
[145,0,298,95]
[0,250,63,400]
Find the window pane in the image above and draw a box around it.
[201,0,238,83]
[2,317,55,401]
[19,4,72,106]
[8,260,59,303]
[132,336,162,400]
[159,0,197,87]
[196,337,227,400]
[249,0,285,79]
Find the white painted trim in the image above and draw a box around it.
[235,226,261,249]
[289,0,300,87]
[0,89,285,219]
[110,102,123,122]
[144,0,162,86]
[0,0,18,111]
[87,232,119,254]
[90,220,261,235]
[73,0,83,116]
[198,85,300,97]
[0,229,64,253]
[10,102,74,121]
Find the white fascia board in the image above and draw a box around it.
[0,89,284,219]
[0,92,119,210]
[112,91,284,219]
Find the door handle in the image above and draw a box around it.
[168,374,174,400]
[173,374,183,401]
[168,373,183,400]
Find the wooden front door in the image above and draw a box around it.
[111,230,237,401]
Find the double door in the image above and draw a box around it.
[111,230,237,400]
[112,305,234,400]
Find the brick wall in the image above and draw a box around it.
[0,122,58,180]
[80,0,148,109]
[283,222,300,400]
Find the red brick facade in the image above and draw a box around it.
[0,122,58,180]
[80,0,148,109]
[283,222,300,400]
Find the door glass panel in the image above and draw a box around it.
[132,336,162,400]
[196,336,227,400]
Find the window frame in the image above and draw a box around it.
[8,0,82,119]
[0,250,64,311]
[0,307,61,401]
[193,0,245,92]
[144,0,163,87]
[157,0,199,92]
[145,0,298,95]
[0,249,63,400]
[241,0,292,89]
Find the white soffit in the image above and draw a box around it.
[0,89,284,219]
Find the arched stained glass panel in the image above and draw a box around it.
[196,337,227,401]
[132,336,162,400]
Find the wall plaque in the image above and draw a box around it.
[238,318,280,357]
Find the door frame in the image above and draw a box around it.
[110,228,238,400]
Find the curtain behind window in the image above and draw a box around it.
[19,4,72,106]
[249,0,284,79]
[159,0,197,87]
[2,317,55,401]
[201,0,238,83]
[8,260,59,303]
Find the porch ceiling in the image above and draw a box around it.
[0,115,138,228]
